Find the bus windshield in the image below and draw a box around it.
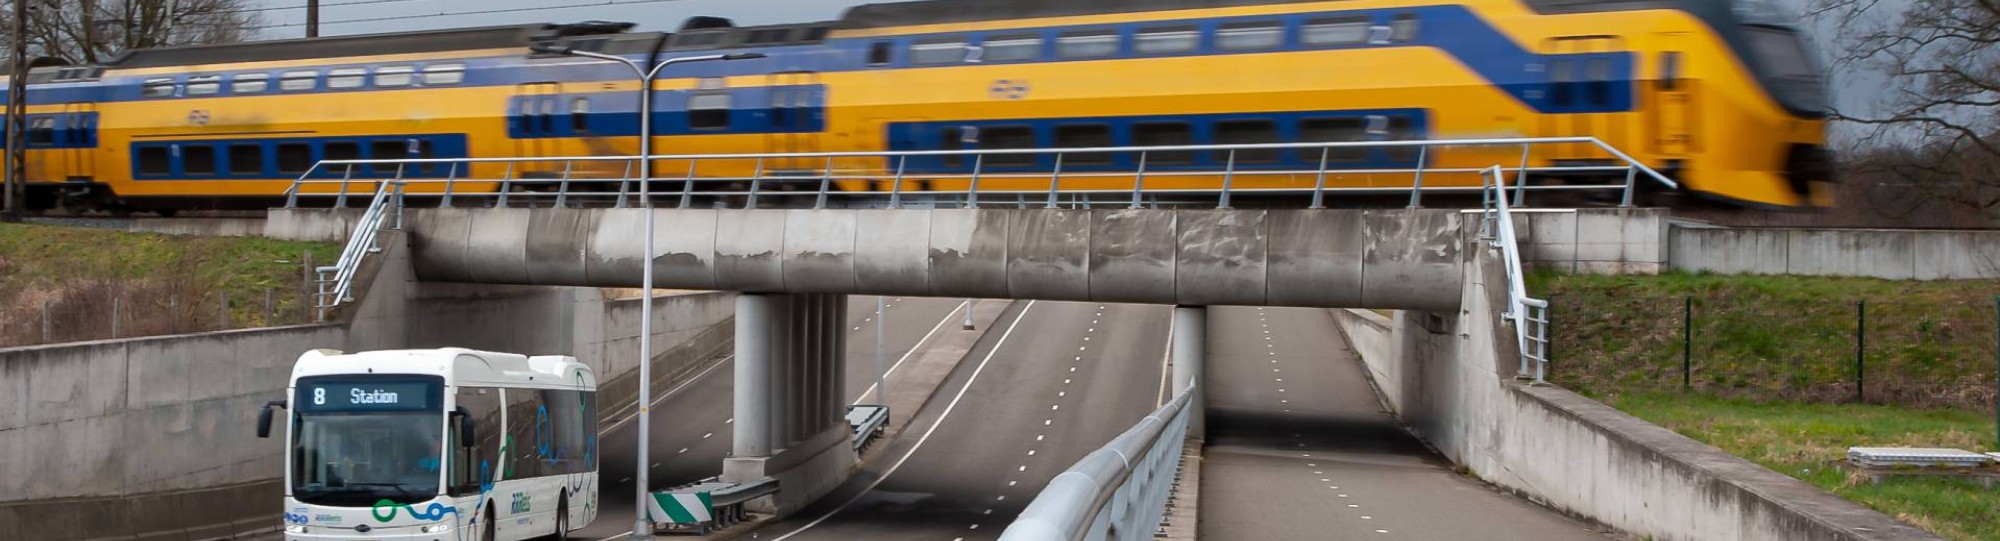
[290,377,446,507]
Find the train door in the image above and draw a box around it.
[512,82,565,178]
[1540,36,1626,163]
[61,102,97,181]
[764,71,824,174]
[1650,33,1696,157]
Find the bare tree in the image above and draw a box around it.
[1,0,259,65]
[1812,0,2000,226]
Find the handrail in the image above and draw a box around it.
[279,136,1677,211]
[1479,166,1552,383]
[1000,387,1194,541]
[311,180,402,320]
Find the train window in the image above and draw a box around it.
[1134,26,1199,55]
[981,125,1037,167]
[1386,116,1419,161]
[422,64,466,85]
[1216,21,1283,51]
[1390,14,1421,42]
[982,34,1042,62]
[277,143,313,174]
[867,41,894,66]
[183,145,217,175]
[1304,17,1371,46]
[374,65,415,88]
[1657,52,1681,91]
[689,91,731,130]
[538,97,557,134]
[911,38,969,65]
[327,68,366,89]
[324,141,361,163]
[27,118,53,146]
[1133,122,1194,165]
[373,139,410,161]
[280,70,319,91]
[571,98,591,133]
[1215,120,1280,164]
[229,144,264,175]
[141,78,176,98]
[1587,58,1613,106]
[1301,118,1368,162]
[232,73,269,94]
[1056,30,1119,59]
[138,147,172,175]
[1055,124,1114,165]
[185,76,221,96]
[1550,60,1575,107]
[940,127,967,168]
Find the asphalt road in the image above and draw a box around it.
[741,300,1173,541]
[574,296,970,539]
[1197,307,1613,540]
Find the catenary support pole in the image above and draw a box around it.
[1172,306,1207,440]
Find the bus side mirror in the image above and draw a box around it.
[454,406,475,447]
[256,400,286,439]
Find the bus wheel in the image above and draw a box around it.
[552,495,570,540]
[483,508,496,541]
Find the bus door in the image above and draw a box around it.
[1650,33,1696,157]
[61,102,97,181]
[1540,36,1626,163]
[511,82,565,180]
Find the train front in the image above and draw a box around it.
[1688,0,1833,208]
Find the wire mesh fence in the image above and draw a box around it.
[1548,292,2000,411]
[0,250,322,347]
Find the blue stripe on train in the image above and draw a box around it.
[130,133,470,181]
[886,108,1432,174]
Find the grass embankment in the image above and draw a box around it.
[0,224,339,346]
[1531,272,2000,541]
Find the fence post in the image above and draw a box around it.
[265,288,275,325]
[111,296,122,339]
[219,291,230,329]
[1683,296,1692,390]
[40,299,50,343]
[302,250,314,323]
[1856,300,1866,404]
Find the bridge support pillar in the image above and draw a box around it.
[726,293,858,516]
[1173,305,1207,440]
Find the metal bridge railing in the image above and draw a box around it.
[999,387,1193,541]
[1478,165,1552,383]
[311,180,405,320]
[280,137,1677,211]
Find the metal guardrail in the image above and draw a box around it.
[847,404,890,453]
[1478,166,1552,383]
[280,137,1677,211]
[311,181,404,320]
[999,387,1194,541]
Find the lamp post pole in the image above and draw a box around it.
[532,44,762,540]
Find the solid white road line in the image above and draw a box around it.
[851,300,972,406]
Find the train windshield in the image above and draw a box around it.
[1742,25,1826,114]
[289,377,446,507]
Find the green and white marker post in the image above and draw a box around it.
[647,490,715,526]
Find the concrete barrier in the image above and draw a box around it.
[1670,226,2000,279]
[1326,223,1941,541]
[0,232,734,540]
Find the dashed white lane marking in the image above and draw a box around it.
[763,301,1039,541]
[997,495,1007,501]
[1376,530,1389,534]
[725,418,732,424]
[676,448,687,454]
[984,509,993,515]
[702,432,712,439]
[970,524,980,530]
[620,477,632,483]
[1037,435,1045,441]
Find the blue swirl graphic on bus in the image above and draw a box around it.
[535,404,554,462]
[371,500,457,522]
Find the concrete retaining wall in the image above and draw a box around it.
[1670,226,2000,279]
[1514,208,1670,275]
[1327,223,1940,541]
[0,232,734,540]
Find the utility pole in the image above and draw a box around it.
[306,0,319,38]
[2,0,29,223]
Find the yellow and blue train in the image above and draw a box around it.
[2,0,1830,214]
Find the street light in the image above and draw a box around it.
[531,42,764,540]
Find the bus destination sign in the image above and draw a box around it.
[297,380,437,413]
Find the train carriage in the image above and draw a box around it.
[0,0,1829,214]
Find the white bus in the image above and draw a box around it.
[258,348,599,541]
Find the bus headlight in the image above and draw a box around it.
[420,523,452,534]
[284,525,308,534]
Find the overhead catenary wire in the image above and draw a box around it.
[244,0,694,32]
